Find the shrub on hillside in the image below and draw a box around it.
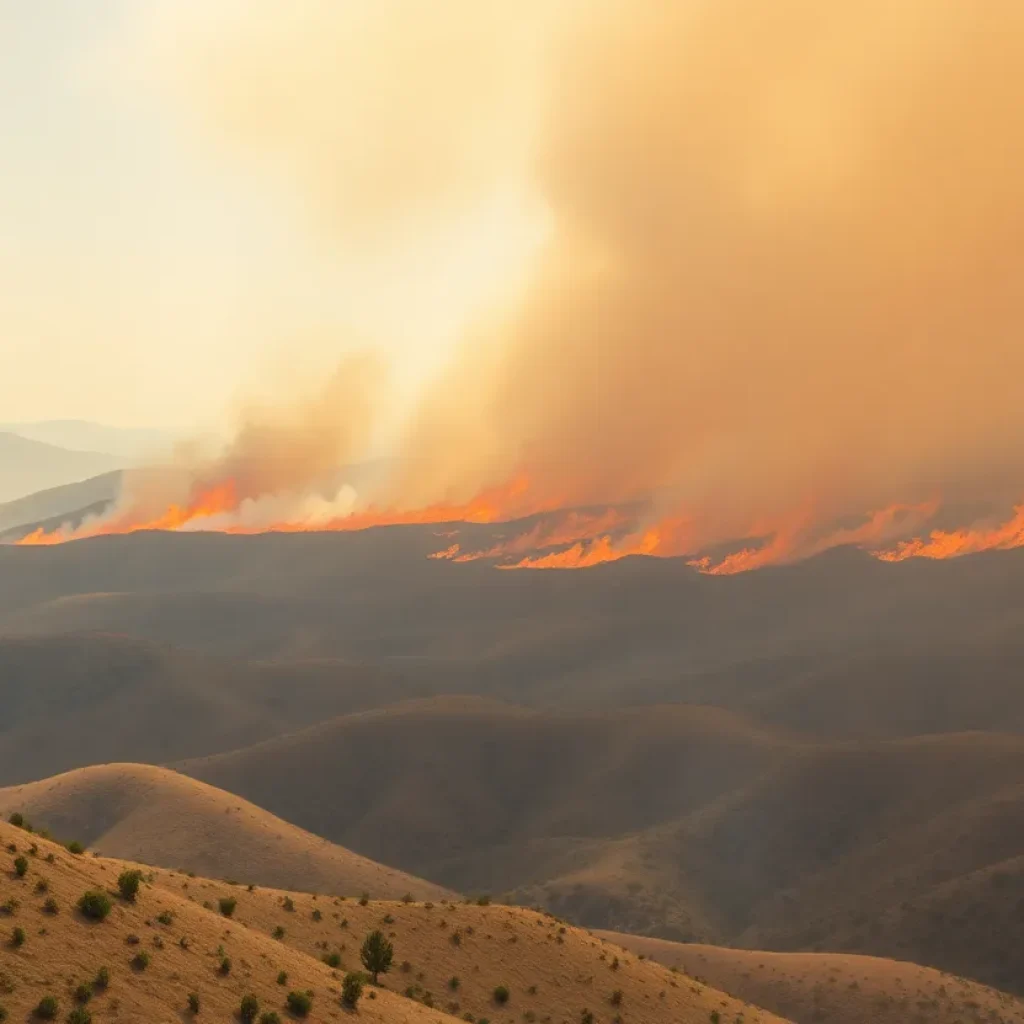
[359,930,393,983]
[259,1013,281,1024]
[117,870,142,902]
[43,897,58,915]
[66,841,84,855]
[276,971,288,986]
[239,994,260,1022]
[10,927,25,948]
[7,814,23,828]
[73,983,92,1004]
[493,986,510,1005]
[77,891,111,920]
[92,967,109,991]
[219,956,232,976]
[218,897,237,918]
[341,972,364,1009]
[13,857,27,878]
[322,951,341,969]
[131,951,150,971]
[34,995,58,1019]
[285,991,312,1018]
[187,992,200,1014]
[67,1009,91,1024]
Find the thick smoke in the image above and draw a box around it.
[398,0,1024,552]
[64,0,1024,560]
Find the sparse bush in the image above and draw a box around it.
[156,910,173,925]
[219,956,232,976]
[358,893,369,906]
[117,870,142,902]
[449,976,461,990]
[8,814,23,828]
[282,897,295,912]
[323,951,341,969]
[259,1013,281,1024]
[476,894,491,906]
[125,934,140,945]
[218,897,237,918]
[273,926,285,940]
[34,995,59,1019]
[239,994,260,1022]
[360,930,393,983]
[187,992,200,1014]
[10,927,25,948]
[73,983,92,1004]
[311,909,322,922]
[131,952,150,971]
[580,1012,594,1024]
[92,967,109,991]
[77,891,112,921]
[66,841,84,855]
[35,878,48,893]
[13,857,28,878]
[609,989,623,1006]
[493,986,510,1005]
[402,893,414,904]
[0,1004,7,1021]
[341,973,364,1009]
[276,971,288,986]
[179,935,191,950]
[286,991,312,1018]
[67,1009,91,1024]
[1,897,18,915]
[709,1013,720,1024]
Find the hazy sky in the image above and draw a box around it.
[1,1,546,430]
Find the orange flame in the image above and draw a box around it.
[875,504,1024,562]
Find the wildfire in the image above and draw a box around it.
[12,461,1024,578]
[874,504,1024,563]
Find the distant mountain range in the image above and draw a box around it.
[0,419,173,460]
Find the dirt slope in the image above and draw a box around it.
[0,764,450,901]
[0,818,793,1024]
[596,933,1024,1024]
[142,865,791,1024]
[0,818,454,1024]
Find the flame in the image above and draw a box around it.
[430,509,631,563]
[875,504,1024,562]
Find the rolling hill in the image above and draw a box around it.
[0,816,790,1024]
[0,633,419,785]
[0,471,121,537]
[0,432,125,505]
[0,764,450,901]
[596,934,1024,1024]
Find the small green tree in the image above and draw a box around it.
[239,994,260,1022]
[66,841,84,855]
[359,930,393,984]
[218,897,237,918]
[34,995,59,1019]
[285,991,312,1018]
[493,986,510,1005]
[13,857,27,878]
[117,870,143,902]
[341,973,363,1009]
[77,891,112,921]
